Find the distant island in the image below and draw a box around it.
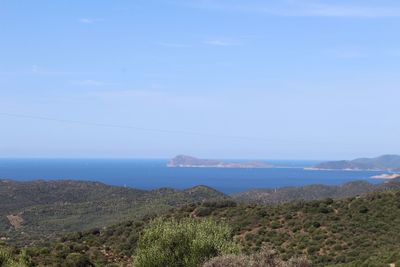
[310,154,400,171]
[167,155,273,168]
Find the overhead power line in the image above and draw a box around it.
[0,112,277,143]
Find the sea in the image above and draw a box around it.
[0,159,384,194]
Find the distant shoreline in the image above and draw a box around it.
[168,165,389,171]
[167,165,271,169]
[370,174,400,180]
[167,155,274,169]
[304,167,382,172]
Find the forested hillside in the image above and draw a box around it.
[0,179,227,246]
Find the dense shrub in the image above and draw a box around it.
[202,200,237,208]
[195,207,214,217]
[64,253,94,267]
[134,218,239,267]
[359,207,369,214]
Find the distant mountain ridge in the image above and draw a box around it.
[167,155,273,168]
[233,178,400,204]
[312,154,400,171]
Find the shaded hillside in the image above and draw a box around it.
[23,190,400,267]
[0,179,227,246]
[0,179,147,214]
[313,154,400,171]
[233,179,400,204]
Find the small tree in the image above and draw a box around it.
[134,218,239,267]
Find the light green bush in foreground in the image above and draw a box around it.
[134,217,239,267]
[0,247,27,267]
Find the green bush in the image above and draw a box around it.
[359,207,369,214]
[64,253,94,267]
[134,217,239,267]
[195,207,214,217]
[0,247,28,267]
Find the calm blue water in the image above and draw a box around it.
[0,159,384,193]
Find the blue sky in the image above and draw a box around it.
[1,0,400,159]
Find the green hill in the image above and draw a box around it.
[3,179,400,266]
[18,189,400,267]
[0,179,227,246]
[233,179,400,204]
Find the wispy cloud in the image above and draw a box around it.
[86,89,209,108]
[74,80,106,86]
[0,66,94,76]
[180,0,400,18]
[79,18,103,24]
[271,3,400,18]
[156,38,242,48]
[30,65,94,76]
[204,38,242,47]
[157,42,192,48]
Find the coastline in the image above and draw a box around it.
[166,165,273,169]
[304,167,382,172]
[370,174,400,180]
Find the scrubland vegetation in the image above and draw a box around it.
[2,180,400,266]
[0,180,226,246]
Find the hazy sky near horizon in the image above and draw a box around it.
[1,0,400,160]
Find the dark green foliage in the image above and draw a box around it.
[24,218,150,266]
[359,206,369,214]
[194,207,214,217]
[64,253,94,267]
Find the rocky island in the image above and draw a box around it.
[167,155,273,168]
